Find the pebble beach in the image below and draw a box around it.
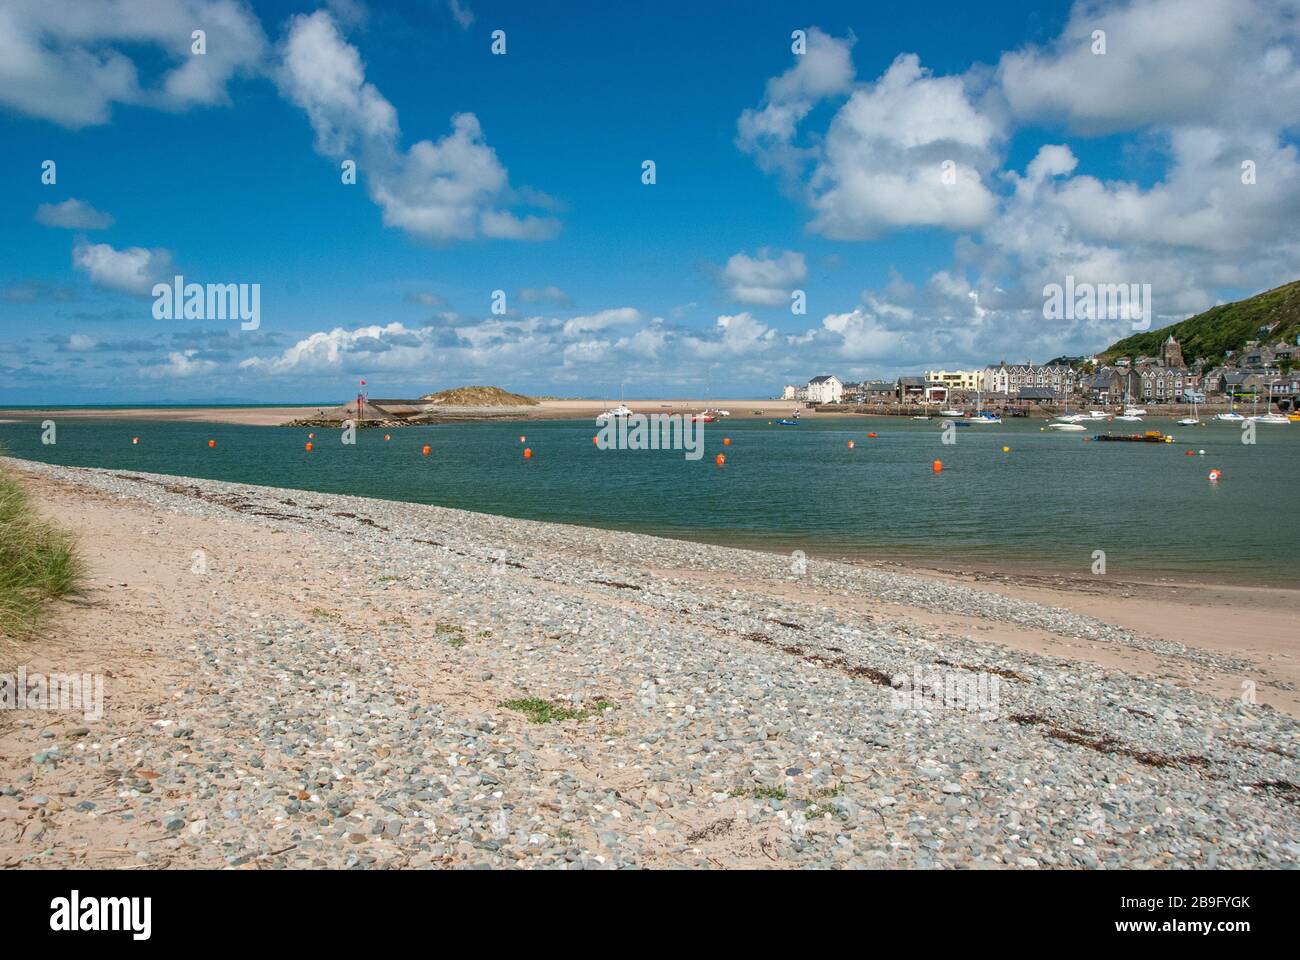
[1,458,1296,869]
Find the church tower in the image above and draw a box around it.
[1161,334,1184,368]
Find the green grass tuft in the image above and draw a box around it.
[499,696,616,724]
[0,460,85,642]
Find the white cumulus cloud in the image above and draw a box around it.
[277,11,557,244]
[72,240,174,296]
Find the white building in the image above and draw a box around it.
[807,375,843,404]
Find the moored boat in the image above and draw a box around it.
[1093,430,1174,443]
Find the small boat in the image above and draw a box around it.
[1123,406,1147,417]
[912,415,932,420]
[1215,392,1245,421]
[938,408,963,418]
[1048,422,1086,431]
[595,403,633,424]
[1093,430,1174,443]
[1177,398,1200,426]
[1251,386,1289,424]
[1085,410,1111,420]
[966,412,1001,424]
[1115,414,1143,422]
[1288,413,1300,423]
[691,413,716,423]
[775,418,801,426]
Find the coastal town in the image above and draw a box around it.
[783,334,1300,414]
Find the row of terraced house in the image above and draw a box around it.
[782,333,1300,407]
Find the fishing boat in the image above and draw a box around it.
[1093,430,1174,443]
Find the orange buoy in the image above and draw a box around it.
[723,437,731,446]
[421,444,431,457]
[932,459,943,473]
[131,437,139,445]
[715,453,725,465]
[384,434,391,441]
[208,439,216,448]
[1208,469,1221,481]
[867,432,877,438]
[523,447,533,459]
[847,440,855,449]
[308,432,315,439]
[592,436,599,444]
[305,442,313,452]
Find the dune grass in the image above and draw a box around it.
[0,459,84,641]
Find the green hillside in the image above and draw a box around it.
[1099,279,1300,367]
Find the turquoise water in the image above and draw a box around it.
[2,416,1297,585]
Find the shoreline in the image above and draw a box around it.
[1,458,1296,869]
[0,399,1240,427]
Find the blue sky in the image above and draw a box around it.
[2,0,1298,403]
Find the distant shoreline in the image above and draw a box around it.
[0,400,835,426]
[0,398,1250,426]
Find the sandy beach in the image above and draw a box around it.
[1,457,1296,869]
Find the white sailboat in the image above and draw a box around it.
[966,391,1001,424]
[1177,396,1200,426]
[1253,384,1290,424]
[595,382,634,424]
[1216,387,1245,421]
[1115,385,1142,421]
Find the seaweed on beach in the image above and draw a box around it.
[1009,713,1212,770]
